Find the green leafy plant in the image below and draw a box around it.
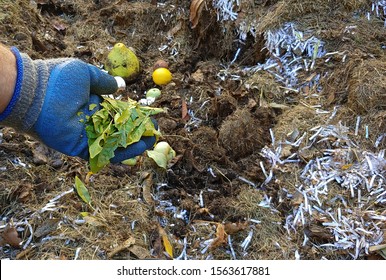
[85,97,163,173]
[74,176,91,204]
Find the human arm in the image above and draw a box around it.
[0,44,17,114]
[0,44,156,163]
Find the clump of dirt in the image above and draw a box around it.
[219,108,267,160]
[244,71,286,104]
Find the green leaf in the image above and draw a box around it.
[74,176,91,204]
[115,108,131,124]
[140,106,164,115]
[89,103,98,111]
[97,136,119,168]
[85,97,163,172]
[130,107,139,121]
[146,150,168,169]
[89,156,103,173]
[89,134,105,158]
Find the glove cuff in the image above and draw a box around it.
[0,47,50,132]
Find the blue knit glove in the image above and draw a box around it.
[0,47,156,163]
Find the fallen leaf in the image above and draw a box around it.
[107,236,136,258]
[189,0,205,29]
[158,225,173,258]
[83,216,106,227]
[16,183,33,203]
[224,222,248,235]
[74,176,91,204]
[141,172,154,204]
[181,98,190,121]
[1,225,22,248]
[34,219,60,238]
[129,245,152,259]
[146,150,168,169]
[191,69,204,82]
[210,223,227,249]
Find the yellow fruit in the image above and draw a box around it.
[152,67,172,86]
[105,43,140,81]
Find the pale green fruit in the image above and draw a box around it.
[146,88,162,99]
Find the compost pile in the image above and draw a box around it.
[0,0,385,260]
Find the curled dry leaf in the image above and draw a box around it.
[141,172,154,205]
[189,0,205,29]
[1,225,22,248]
[210,223,227,250]
[181,98,189,121]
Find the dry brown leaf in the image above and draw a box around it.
[224,222,248,235]
[83,216,106,228]
[1,225,22,248]
[210,223,227,249]
[181,98,189,121]
[152,233,164,258]
[17,183,34,203]
[129,245,152,259]
[191,69,204,82]
[34,218,60,238]
[107,236,136,258]
[291,190,304,206]
[189,0,205,29]
[197,207,213,216]
[141,172,154,205]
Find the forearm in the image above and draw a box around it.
[0,44,17,113]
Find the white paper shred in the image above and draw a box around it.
[260,123,386,259]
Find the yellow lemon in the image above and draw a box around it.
[152,67,172,86]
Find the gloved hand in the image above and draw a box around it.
[0,47,156,163]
